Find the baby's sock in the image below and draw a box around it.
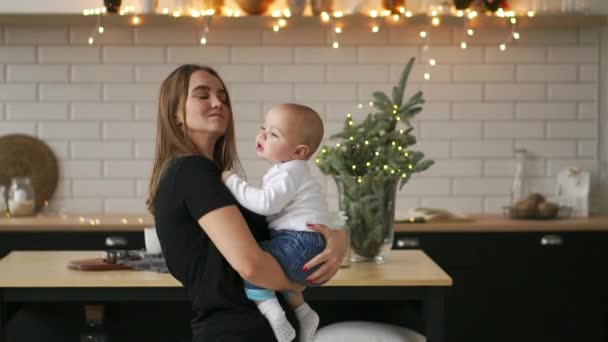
[258,298,296,342]
[294,303,319,342]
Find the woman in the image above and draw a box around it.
[147,64,348,341]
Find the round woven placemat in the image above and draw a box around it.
[0,134,59,211]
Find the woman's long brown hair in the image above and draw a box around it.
[147,64,244,214]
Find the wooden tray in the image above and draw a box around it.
[67,258,132,271]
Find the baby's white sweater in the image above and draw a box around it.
[225,160,330,232]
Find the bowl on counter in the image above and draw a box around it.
[502,205,573,220]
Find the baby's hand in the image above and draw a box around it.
[221,170,234,182]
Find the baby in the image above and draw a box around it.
[221,103,330,342]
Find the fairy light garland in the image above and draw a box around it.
[81,3,541,49]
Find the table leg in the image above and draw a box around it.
[0,290,6,342]
[425,287,445,342]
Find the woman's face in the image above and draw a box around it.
[181,70,231,141]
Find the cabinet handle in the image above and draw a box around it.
[105,235,128,248]
[396,237,420,248]
[540,234,563,246]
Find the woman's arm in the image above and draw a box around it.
[199,204,303,292]
[302,224,349,284]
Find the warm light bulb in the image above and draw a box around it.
[393,14,399,21]
[273,25,280,32]
[398,6,405,13]
[429,58,436,66]
[500,43,507,51]
[321,12,330,21]
[173,10,181,17]
[420,31,427,38]
[283,9,292,17]
[130,15,141,25]
[510,17,517,24]
[431,10,437,16]
[333,11,343,17]
[513,32,520,40]
[424,73,430,80]
[234,10,240,17]
[278,19,287,27]
[527,10,535,17]
[468,11,477,19]
[335,26,342,33]
[460,41,467,49]
[369,101,373,106]
[405,11,412,17]
[431,17,440,26]
[371,26,379,33]
[358,104,363,108]
[332,41,339,48]
[162,8,169,14]
[98,26,104,34]
[369,10,378,18]
[272,10,281,17]
[88,37,94,45]
[456,10,464,17]
[200,37,207,45]
[467,29,474,36]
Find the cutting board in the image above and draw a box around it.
[67,258,132,271]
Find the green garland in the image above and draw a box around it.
[316,57,435,259]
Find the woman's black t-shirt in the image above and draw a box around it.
[154,155,276,341]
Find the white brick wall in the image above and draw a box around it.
[0,23,604,215]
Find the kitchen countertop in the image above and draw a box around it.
[0,214,153,232]
[0,214,606,233]
[395,214,608,233]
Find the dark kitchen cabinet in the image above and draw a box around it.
[393,230,608,342]
[0,231,145,258]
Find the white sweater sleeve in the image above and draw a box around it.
[224,171,297,216]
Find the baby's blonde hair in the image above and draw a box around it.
[278,103,324,159]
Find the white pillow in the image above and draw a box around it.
[314,321,426,342]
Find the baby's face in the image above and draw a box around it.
[255,108,302,163]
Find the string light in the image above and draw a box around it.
[130,15,142,25]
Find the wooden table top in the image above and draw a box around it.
[0,250,452,288]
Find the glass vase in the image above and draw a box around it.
[333,174,398,264]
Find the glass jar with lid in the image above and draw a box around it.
[8,177,36,217]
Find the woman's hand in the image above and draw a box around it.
[302,224,349,284]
